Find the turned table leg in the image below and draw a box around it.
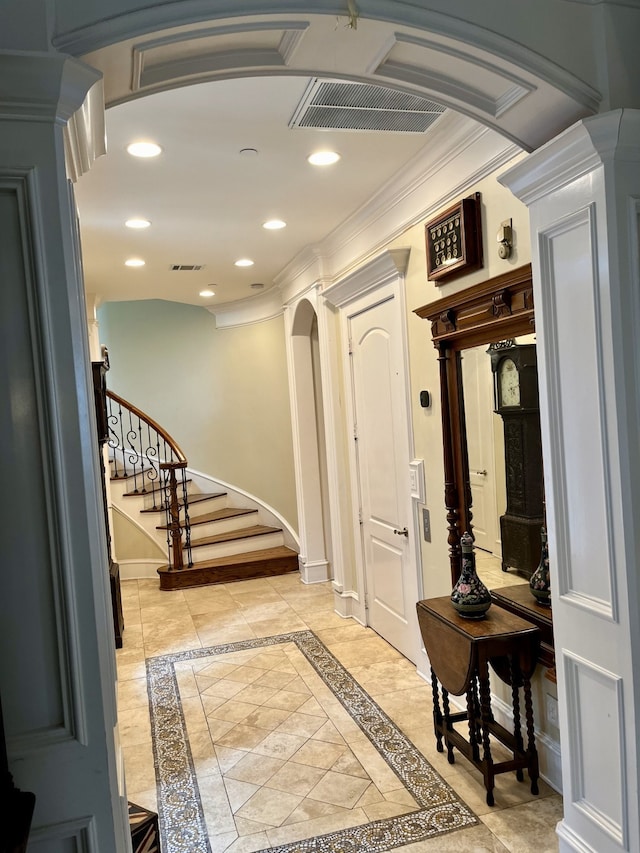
[430,667,444,753]
[523,675,540,795]
[478,660,495,805]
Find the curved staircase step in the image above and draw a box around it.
[189,524,281,548]
[157,546,298,590]
[156,506,256,531]
[139,492,227,513]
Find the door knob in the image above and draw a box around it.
[472,469,488,476]
[393,527,409,537]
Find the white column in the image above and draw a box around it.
[500,110,640,853]
[0,52,130,850]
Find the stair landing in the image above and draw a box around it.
[157,546,299,590]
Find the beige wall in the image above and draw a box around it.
[391,153,532,598]
[98,300,298,528]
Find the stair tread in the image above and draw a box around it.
[122,479,191,498]
[156,506,256,530]
[189,525,281,547]
[139,492,226,513]
[159,545,297,572]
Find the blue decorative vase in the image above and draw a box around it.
[451,532,492,618]
[529,526,551,606]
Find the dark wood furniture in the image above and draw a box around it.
[92,357,124,648]
[417,595,540,805]
[415,264,536,584]
[128,800,160,853]
[490,343,544,578]
[491,584,555,671]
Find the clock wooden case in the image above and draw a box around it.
[489,342,545,579]
[425,192,483,283]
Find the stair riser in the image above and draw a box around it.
[187,532,284,563]
[183,513,258,539]
[158,556,298,590]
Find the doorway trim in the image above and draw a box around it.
[323,249,423,661]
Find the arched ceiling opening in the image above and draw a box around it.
[71,7,600,312]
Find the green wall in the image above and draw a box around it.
[98,299,298,528]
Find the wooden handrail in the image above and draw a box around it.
[106,389,187,466]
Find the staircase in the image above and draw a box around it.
[106,390,299,590]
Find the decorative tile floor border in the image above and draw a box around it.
[147,631,478,853]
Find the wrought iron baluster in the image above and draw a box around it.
[181,469,193,567]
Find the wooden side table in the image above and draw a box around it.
[416,596,540,805]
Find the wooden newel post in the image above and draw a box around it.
[167,467,184,570]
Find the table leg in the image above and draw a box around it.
[523,676,540,795]
[510,656,525,782]
[441,687,455,764]
[478,660,495,806]
[466,678,480,762]
[430,667,444,753]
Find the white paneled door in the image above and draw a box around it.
[347,287,419,662]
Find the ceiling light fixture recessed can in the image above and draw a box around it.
[125,258,145,267]
[125,218,151,229]
[234,258,254,267]
[199,289,215,297]
[308,150,340,166]
[239,147,259,157]
[127,141,162,158]
[263,219,287,230]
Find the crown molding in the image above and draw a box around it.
[208,286,284,328]
[322,248,411,308]
[499,110,640,205]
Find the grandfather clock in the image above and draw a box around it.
[489,341,545,579]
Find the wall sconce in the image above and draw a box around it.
[497,218,513,259]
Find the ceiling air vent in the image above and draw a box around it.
[289,79,445,133]
[170,264,205,271]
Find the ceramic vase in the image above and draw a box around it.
[451,532,492,618]
[529,526,551,605]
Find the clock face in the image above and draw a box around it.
[499,358,520,407]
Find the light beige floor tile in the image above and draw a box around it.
[262,688,310,711]
[236,786,303,827]
[197,624,258,646]
[242,705,291,731]
[290,739,346,770]
[208,830,239,853]
[282,799,351,826]
[480,794,563,852]
[361,799,414,820]
[140,601,193,623]
[250,617,309,637]
[223,777,259,812]
[118,707,152,747]
[126,787,157,813]
[312,624,375,646]
[306,769,371,808]
[117,660,147,682]
[252,731,307,761]
[122,744,156,791]
[215,746,248,774]
[224,752,285,785]
[216,723,270,751]
[234,816,273,837]
[347,733,404,793]
[203,679,250,700]
[265,807,367,846]
[117,677,149,710]
[199,774,236,835]
[188,728,221,777]
[275,711,325,738]
[223,831,271,853]
[181,695,209,731]
[398,823,510,852]
[232,683,279,705]
[263,761,327,796]
[209,699,260,725]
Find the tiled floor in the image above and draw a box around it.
[117,568,562,853]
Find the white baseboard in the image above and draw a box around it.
[118,559,165,580]
[299,558,331,584]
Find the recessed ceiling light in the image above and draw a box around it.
[240,148,259,157]
[125,218,151,229]
[127,141,162,158]
[199,289,215,297]
[125,258,145,267]
[308,150,340,166]
[250,282,265,290]
[263,219,287,230]
[235,258,254,267]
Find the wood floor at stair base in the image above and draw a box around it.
[157,547,298,590]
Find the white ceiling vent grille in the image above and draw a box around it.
[170,264,205,271]
[289,79,445,133]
